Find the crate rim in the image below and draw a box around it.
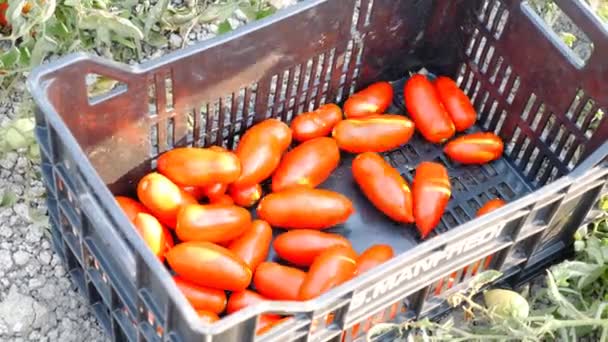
[25,0,608,336]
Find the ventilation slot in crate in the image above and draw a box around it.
[336,39,365,103]
[478,0,509,40]
[343,300,408,342]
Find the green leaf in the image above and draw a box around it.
[255,5,276,20]
[238,2,258,21]
[144,0,169,37]
[199,2,238,23]
[560,32,577,48]
[147,30,168,47]
[217,19,233,34]
[30,35,58,67]
[80,9,144,42]
[599,195,608,212]
[0,191,17,208]
[0,47,21,69]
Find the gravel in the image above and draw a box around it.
[0,1,300,341]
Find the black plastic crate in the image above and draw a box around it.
[27,0,608,341]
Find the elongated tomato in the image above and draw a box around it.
[176,204,251,243]
[253,262,306,300]
[434,76,477,132]
[332,115,415,153]
[174,276,227,314]
[272,137,340,192]
[115,196,150,222]
[352,152,414,223]
[257,316,289,335]
[257,187,354,230]
[226,290,273,314]
[137,172,197,228]
[167,241,252,291]
[477,198,506,216]
[228,220,272,272]
[444,132,504,164]
[299,246,357,300]
[344,82,393,118]
[157,147,241,187]
[412,162,451,238]
[404,74,455,143]
[229,183,262,208]
[197,310,220,323]
[133,212,172,261]
[291,104,343,142]
[209,194,235,205]
[233,119,292,188]
[356,244,394,274]
[273,230,351,267]
[203,182,229,201]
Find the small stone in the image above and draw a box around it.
[0,287,37,335]
[12,203,29,220]
[38,251,52,265]
[0,250,13,271]
[13,250,30,266]
[0,152,18,170]
[0,224,12,238]
[169,34,183,49]
[25,228,42,243]
[28,277,45,290]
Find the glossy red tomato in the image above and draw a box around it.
[273,230,351,267]
[197,310,220,323]
[166,241,252,291]
[229,183,262,208]
[253,262,306,301]
[226,290,273,314]
[176,204,251,243]
[132,212,172,262]
[173,276,227,314]
[233,119,292,188]
[477,198,506,216]
[404,74,455,143]
[209,193,235,205]
[0,3,7,26]
[137,172,198,229]
[257,187,354,230]
[356,244,394,274]
[271,137,340,192]
[352,152,414,223]
[413,162,451,239]
[228,220,272,272]
[157,147,241,187]
[299,246,357,300]
[444,132,504,164]
[115,196,150,222]
[291,104,343,142]
[343,82,393,118]
[434,76,477,132]
[332,115,415,153]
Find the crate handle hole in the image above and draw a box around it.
[85,73,128,106]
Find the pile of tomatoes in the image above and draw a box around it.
[114,72,507,330]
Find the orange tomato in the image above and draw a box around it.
[412,162,451,238]
[434,76,477,132]
[229,183,262,208]
[179,185,207,201]
[271,137,340,192]
[233,119,292,188]
[136,172,197,229]
[444,132,504,164]
[356,244,394,274]
[176,204,251,243]
[476,198,506,216]
[257,187,354,230]
[273,230,351,267]
[299,246,357,300]
[173,276,227,314]
[257,316,290,335]
[226,290,273,314]
[253,262,306,301]
[291,104,343,142]
[133,212,173,262]
[203,182,229,201]
[228,220,272,272]
[166,241,252,291]
[404,74,455,143]
[352,152,414,223]
[197,310,220,323]
[343,82,393,118]
[115,196,150,222]
[157,147,241,187]
[209,193,235,205]
[332,115,415,153]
